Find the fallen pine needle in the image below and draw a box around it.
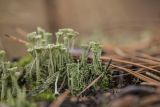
[111,64,160,84]
[4,34,28,45]
[77,73,104,97]
[101,56,160,74]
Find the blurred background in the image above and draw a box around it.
[0,0,160,59]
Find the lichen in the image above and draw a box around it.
[0,28,111,107]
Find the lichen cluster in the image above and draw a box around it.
[0,28,110,107]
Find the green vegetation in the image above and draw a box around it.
[0,28,111,107]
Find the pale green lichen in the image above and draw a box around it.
[0,27,111,107]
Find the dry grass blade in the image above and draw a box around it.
[111,64,160,84]
[49,90,70,107]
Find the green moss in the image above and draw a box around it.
[33,90,56,102]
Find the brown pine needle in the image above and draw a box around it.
[77,73,104,97]
[137,65,159,73]
[111,64,160,84]
[101,56,160,74]
[4,34,28,45]
[145,72,160,81]
[124,55,160,65]
[134,52,160,62]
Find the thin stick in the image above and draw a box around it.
[49,90,69,107]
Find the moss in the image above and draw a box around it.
[33,90,55,102]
